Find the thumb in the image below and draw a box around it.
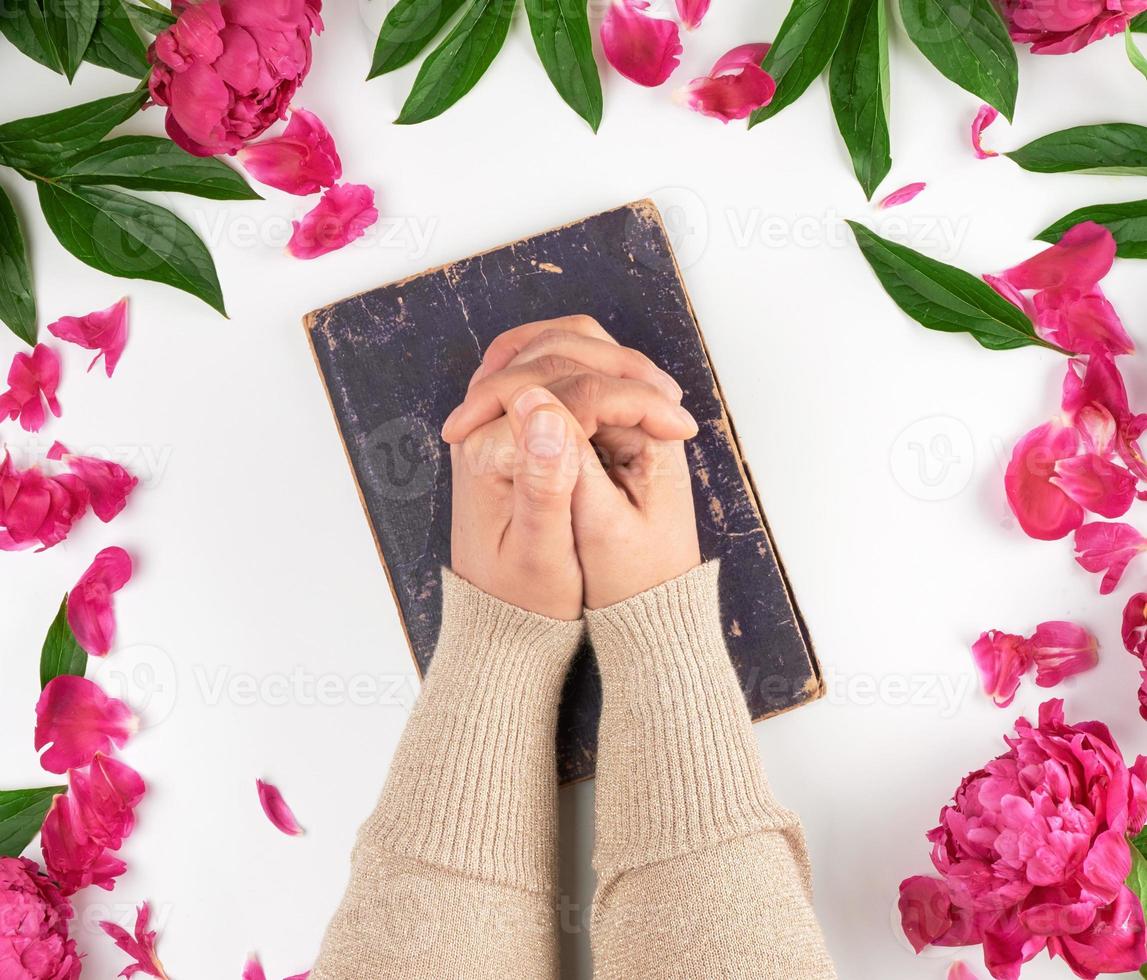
[508,387,582,550]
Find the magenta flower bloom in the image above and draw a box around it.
[100,902,170,979]
[0,345,61,433]
[47,299,129,377]
[0,856,82,979]
[899,699,1147,979]
[994,0,1147,53]
[238,108,342,195]
[287,183,378,259]
[680,44,775,123]
[600,0,682,87]
[35,676,138,774]
[1074,521,1147,595]
[148,0,324,157]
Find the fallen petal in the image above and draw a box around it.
[971,104,999,159]
[0,344,62,432]
[675,0,710,29]
[287,183,378,260]
[1050,452,1137,518]
[878,182,926,209]
[53,446,138,523]
[984,272,1037,320]
[1029,621,1098,687]
[949,963,982,980]
[47,299,129,377]
[238,108,342,196]
[1005,419,1083,540]
[710,42,771,74]
[681,63,775,122]
[971,630,1031,707]
[1122,593,1147,719]
[1034,286,1134,358]
[244,954,267,980]
[67,547,134,656]
[71,753,146,849]
[1001,221,1116,292]
[35,676,137,774]
[601,0,682,87]
[41,793,128,895]
[257,779,304,836]
[100,901,170,979]
[1074,521,1147,594]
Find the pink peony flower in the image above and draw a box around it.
[1028,621,1098,687]
[972,105,999,159]
[993,0,1147,53]
[680,44,775,123]
[0,453,90,553]
[988,223,1134,357]
[47,299,129,377]
[100,902,170,979]
[287,183,378,259]
[899,699,1147,979]
[41,754,145,897]
[148,0,324,157]
[49,444,138,524]
[1074,521,1147,594]
[0,856,82,980]
[972,631,1031,707]
[67,547,134,657]
[600,0,682,87]
[1122,593,1147,720]
[879,182,926,209]
[256,779,304,836]
[1062,354,1147,479]
[0,345,61,433]
[35,676,138,774]
[237,108,341,195]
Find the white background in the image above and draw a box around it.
[2,3,1147,978]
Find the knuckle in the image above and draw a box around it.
[520,475,569,510]
[533,353,579,380]
[567,314,605,337]
[568,372,602,405]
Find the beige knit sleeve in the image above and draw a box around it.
[310,569,584,980]
[585,561,837,980]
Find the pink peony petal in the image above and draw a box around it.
[1074,521,1147,594]
[0,855,83,976]
[100,901,170,979]
[1033,287,1134,358]
[948,963,982,980]
[47,299,129,377]
[1048,886,1147,977]
[67,547,133,656]
[244,954,267,980]
[51,445,138,523]
[675,0,710,28]
[256,779,304,836]
[35,676,138,774]
[71,753,146,849]
[1001,221,1116,292]
[238,108,342,196]
[681,62,775,122]
[984,272,1037,320]
[1122,593,1147,720]
[0,451,91,552]
[1062,353,1147,479]
[1005,419,1083,540]
[710,42,771,74]
[600,0,682,87]
[287,183,378,260]
[1029,621,1098,687]
[1050,453,1137,518]
[41,793,128,896]
[971,630,1032,707]
[0,344,61,432]
[971,104,999,159]
[878,182,926,209]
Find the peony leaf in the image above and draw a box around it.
[749,0,849,125]
[0,0,62,73]
[1037,200,1147,259]
[53,136,261,200]
[525,0,602,132]
[368,0,468,77]
[396,0,516,125]
[84,0,150,78]
[0,90,146,172]
[0,184,36,346]
[1132,10,1147,31]
[0,786,66,857]
[848,220,1067,353]
[123,1,175,34]
[829,0,891,199]
[1128,829,1147,962]
[44,0,100,81]
[1007,124,1147,176]
[36,181,226,315]
[899,0,1017,120]
[40,596,89,690]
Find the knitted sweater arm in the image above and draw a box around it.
[311,570,584,980]
[586,561,837,980]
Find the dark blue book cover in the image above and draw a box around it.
[305,200,823,783]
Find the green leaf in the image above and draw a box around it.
[54,136,260,200]
[0,787,65,857]
[1128,830,1147,971]
[123,0,175,35]
[396,0,516,124]
[829,0,891,199]
[749,0,850,126]
[1132,10,1147,30]
[368,0,468,77]
[847,220,1067,353]
[0,90,146,172]
[524,0,602,131]
[40,596,88,689]
[0,0,62,73]
[899,0,1017,120]
[1007,123,1147,176]
[44,0,100,81]
[1037,200,1147,259]
[0,184,36,346]
[37,181,226,314]
[84,0,150,78]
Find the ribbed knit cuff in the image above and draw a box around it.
[587,561,797,874]
[360,569,584,894]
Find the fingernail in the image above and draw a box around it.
[513,386,552,421]
[526,409,566,458]
[674,404,697,430]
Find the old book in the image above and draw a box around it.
[305,200,823,783]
